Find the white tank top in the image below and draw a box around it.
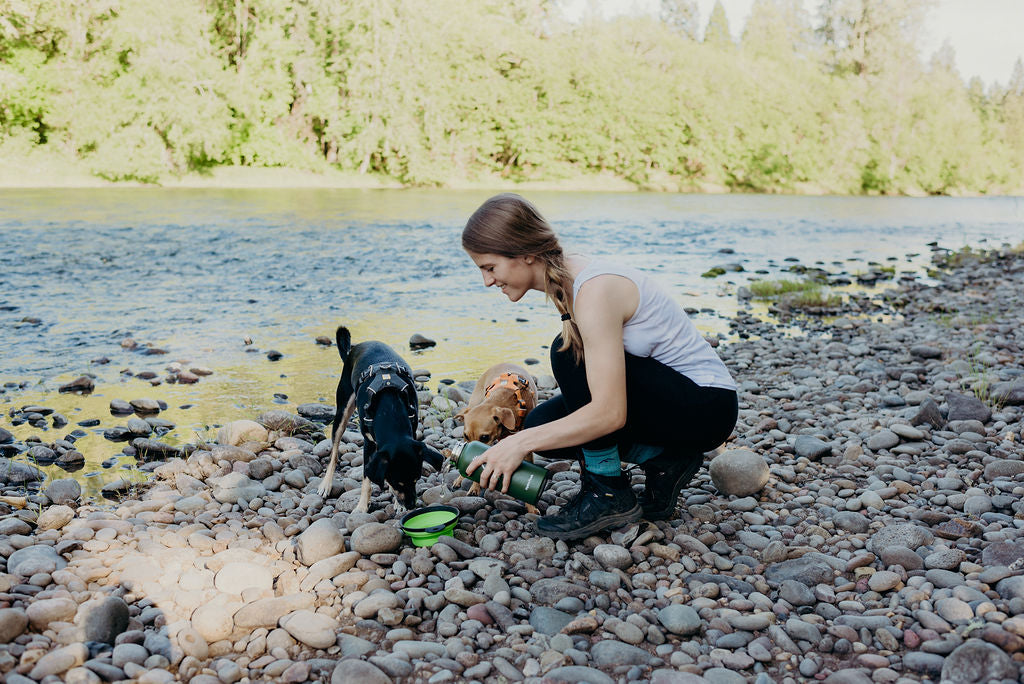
[573,260,737,390]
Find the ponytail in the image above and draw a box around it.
[544,258,584,363]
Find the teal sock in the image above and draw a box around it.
[582,445,621,476]
[628,443,664,465]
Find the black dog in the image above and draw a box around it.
[316,326,444,512]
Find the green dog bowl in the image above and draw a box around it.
[400,505,460,547]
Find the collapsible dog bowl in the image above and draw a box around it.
[400,505,460,547]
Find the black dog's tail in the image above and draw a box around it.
[336,326,352,363]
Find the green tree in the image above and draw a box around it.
[703,1,732,48]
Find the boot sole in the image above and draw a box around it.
[535,503,643,541]
[641,459,701,521]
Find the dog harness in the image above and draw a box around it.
[356,362,419,441]
[484,372,531,427]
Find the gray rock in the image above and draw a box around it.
[869,524,934,553]
[7,544,66,577]
[593,544,633,570]
[912,397,945,429]
[657,604,701,636]
[296,518,345,566]
[649,671,709,684]
[0,609,28,643]
[984,460,1024,480]
[79,597,129,644]
[331,659,393,684]
[0,457,44,484]
[903,651,946,676]
[991,379,1024,405]
[709,449,769,495]
[44,478,82,504]
[210,472,265,503]
[765,556,834,587]
[503,536,555,559]
[945,392,991,423]
[833,511,869,533]
[941,639,1018,683]
[112,643,148,668]
[879,545,924,570]
[779,580,816,606]
[0,518,31,535]
[793,436,831,460]
[530,579,586,605]
[866,429,899,451]
[350,522,402,555]
[591,639,653,666]
[546,666,616,684]
[529,607,574,635]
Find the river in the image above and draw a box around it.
[1,189,1021,496]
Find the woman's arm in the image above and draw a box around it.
[469,274,638,492]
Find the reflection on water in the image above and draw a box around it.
[1,190,1021,496]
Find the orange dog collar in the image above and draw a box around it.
[484,372,530,425]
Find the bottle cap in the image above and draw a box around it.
[450,442,465,460]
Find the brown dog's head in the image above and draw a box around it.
[456,405,517,445]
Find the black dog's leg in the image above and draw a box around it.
[317,326,357,498]
[354,439,377,513]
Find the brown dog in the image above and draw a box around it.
[455,363,539,510]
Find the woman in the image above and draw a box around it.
[463,194,737,540]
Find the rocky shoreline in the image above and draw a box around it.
[1,245,1023,684]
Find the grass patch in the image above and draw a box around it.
[749,278,822,298]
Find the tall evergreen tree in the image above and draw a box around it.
[703,1,732,47]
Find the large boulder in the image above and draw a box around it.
[709,449,769,495]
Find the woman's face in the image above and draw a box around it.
[466,251,540,302]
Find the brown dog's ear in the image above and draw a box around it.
[454,407,468,423]
[494,407,517,431]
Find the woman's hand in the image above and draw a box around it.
[465,432,530,494]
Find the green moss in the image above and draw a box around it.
[702,267,726,278]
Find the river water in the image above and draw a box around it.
[1,189,1021,497]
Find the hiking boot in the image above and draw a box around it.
[639,453,702,520]
[534,469,641,541]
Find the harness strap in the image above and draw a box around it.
[484,372,531,425]
[357,362,418,437]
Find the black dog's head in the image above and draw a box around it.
[364,437,445,507]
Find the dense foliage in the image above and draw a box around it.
[1,0,1021,193]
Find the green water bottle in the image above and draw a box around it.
[450,441,551,506]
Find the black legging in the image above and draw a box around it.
[524,334,738,466]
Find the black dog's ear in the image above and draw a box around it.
[365,448,391,487]
[416,442,445,471]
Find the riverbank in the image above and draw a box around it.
[4,154,1015,196]
[0,245,1023,683]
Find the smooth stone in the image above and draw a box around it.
[869,524,934,553]
[215,562,273,595]
[29,643,87,679]
[0,609,28,643]
[26,597,77,629]
[765,556,833,586]
[941,639,1018,683]
[44,478,82,504]
[529,607,575,635]
[593,544,633,570]
[659,602,700,634]
[78,597,129,644]
[709,448,769,495]
[281,610,339,649]
[296,518,345,566]
[330,659,393,684]
[591,639,653,666]
[793,436,831,460]
[545,666,616,684]
[37,505,75,530]
[351,522,403,555]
